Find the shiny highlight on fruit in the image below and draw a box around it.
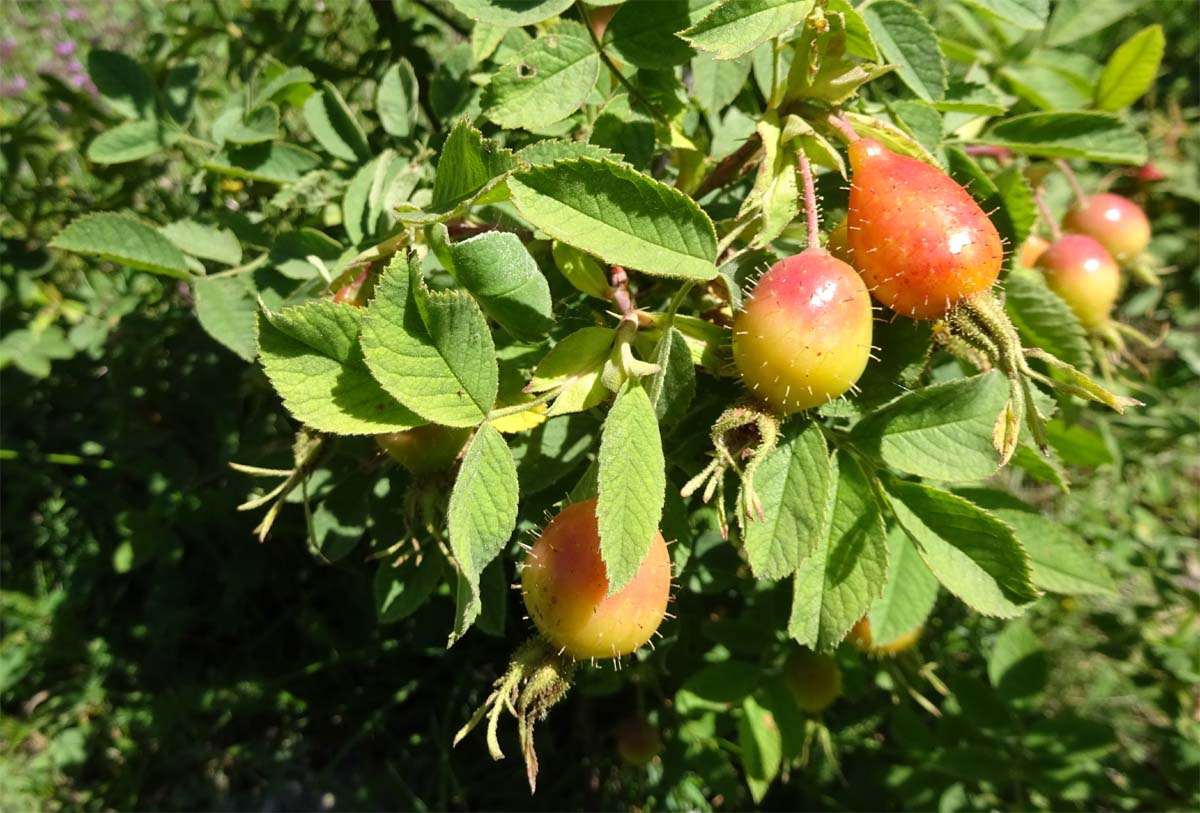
[1062,192,1151,263]
[847,138,1004,320]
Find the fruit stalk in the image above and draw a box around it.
[1056,159,1088,204]
[1034,188,1063,239]
[797,149,821,248]
[963,145,1013,160]
[826,112,859,144]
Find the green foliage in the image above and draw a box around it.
[2,0,1197,810]
[742,420,830,580]
[980,111,1148,163]
[865,528,940,644]
[508,158,719,280]
[790,452,888,649]
[448,423,520,643]
[361,255,498,427]
[598,382,666,595]
[853,373,1010,483]
[259,300,423,435]
[862,0,946,102]
[481,21,600,129]
[51,214,192,279]
[681,0,816,61]
[886,478,1038,617]
[1095,25,1165,111]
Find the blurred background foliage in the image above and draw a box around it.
[1,0,1197,810]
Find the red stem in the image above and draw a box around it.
[797,150,821,248]
[1056,159,1087,205]
[964,145,1013,160]
[1034,189,1063,240]
[826,113,860,144]
[692,133,763,200]
[446,222,534,241]
[610,266,636,317]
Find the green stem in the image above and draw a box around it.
[0,448,114,468]
[1056,159,1087,204]
[486,386,566,421]
[202,253,270,280]
[716,212,755,257]
[576,1,669,127]
[1034,189,1063,240]
[177,131,219,152]
[664,281,695,321]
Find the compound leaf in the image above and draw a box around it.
[258,301,423,435]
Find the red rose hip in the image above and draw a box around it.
[847,138,1003,320]
[1062,192,1151,263]
[732,248,873,413]
[522,498,671,660]
[1036,234,1120,330]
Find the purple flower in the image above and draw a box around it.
[0,38,16,61]
[0,76,29,98]
[67,7,85,20]
[70,73,87,88]
[56,40,77,57]
[67,59,84,74]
